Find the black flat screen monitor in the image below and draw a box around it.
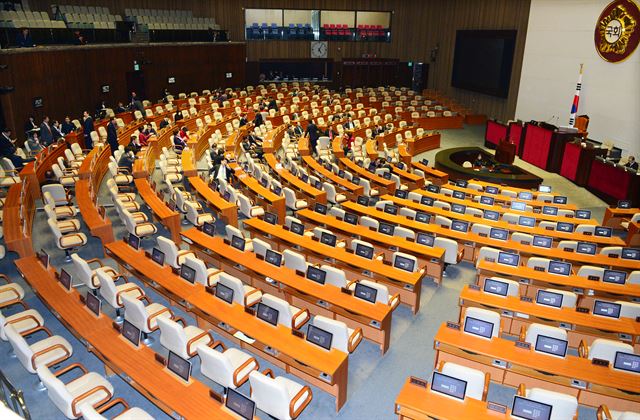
[426,184,440,193]
[394,255,415,272]
[122,320,141,347]
[485,186,499,195]
[456,180,468,188]
[264,211,278,225]
[59,269,72,290]
[453,191,465,200]
[225,389,256,420]
[231,235,246,251]
[430,371,467,400]
[202,222,215,236]
[37,249,49,268]
[265,249,282,267]
[483,278,509,296]
[320,231,337,247]
[489,227,508,241]
[532,235,552,248]
[553,196,567,205]
[575,210,591,219]
[603,269,626,285]
[594,226,613,237]
[416,232,435,247]
[86,292,101,316]
[451,203,466,214]
[355,243,374,259]
[536,290,564,308]
[511,396,552,420]
[421,196,434,206]
[613,352,640,374]
[290,221,305,236]
[483,210,499,221]
[395,190,408,199]
[306,324,333,350]
[548,260,571,276]
[542,206,558,216]
[415,211,431,224]
[357,195,369,206]
[617,200,632,209]
[179,264,196,284]
[518,191,533,200]
[451,220,469,232]
[344,212,358,225]
[556,222,574,233]
[315,202,328,215]
[480,196,495,206]
[421,159,429,165]
[511,201,526,212]
[576,242,596,255]
[167,351,192,382]
[354,283,378,303]
[593,300,621,318]
[301,173,309,183]
[384,203,399,215]
[497,251,519,266]
[351,176,360,185]
[306,266,326,284]
[535,334,568,357]
[272,185,282,196]
[215,283,234,304]
[128,234,140,250]
[382,171,392,180]
[378,222,395,236]
[463,316,494,339]
[622,248,640,260]
[518,216,535,227]
[256,303,279,326]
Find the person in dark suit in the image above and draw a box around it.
[0,128,33,168]
[626,156,638,171]
[24,116,39,138]
[343,116,355,131]
[40,116,53,146]
[268,97,277,111]
[115,102,127,114]
[209,148,224,176]
[305,120,319,155]
[253,111,264,127]
[61,117,75,135]
[52,120,65,140]
[239,114,248,127]
[292,122,304,137]
[106,117,118,155]
[159,117,171,130]
[215,159,232,184]
[82,111,95,150]
[15,28,34,48]
[173,129,186,155]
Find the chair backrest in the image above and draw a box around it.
[249,370,290,420]
[357,279,390,305]
[36,365,74,417]
[511,232,534,245]
[542,288,577,308]
[216,273,247,306]
[42,185,67,205]
[121,294,151,333]
[321,265,347,288]
[156,236,181,268]
[524,323,568,349]
[619,301,640,319]
[5,325,35,373]
[359,216,379,230]
[183,255,211,286]
[392,251,417,272]
[261,294,294,328]
[600,246,623,257]
[312,315,350,352]
[471,223,491,236]
[588,338,634,363]
[434,237,459,265]
[525,388,578,420]
[157,317,189,359]
[441,362,486,401]
[576,265,604,280]
[197,345,235,388]
[485,277,519,297]
[96,268,119,308]
[237,194,254,217]
[225,225,245,243]
[462,307,500,338]
[283,249,307,273]
[71,254,95,289]
[252,238,271,258]
[527,257,550,271]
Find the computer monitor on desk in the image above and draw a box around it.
[179,264,196,284]
[480,196,494,206]
[617,200,632,209]
[532,235,552,248]
[518,191,533,200]
[306,266,326,284]
[483,278,509,297]
[485,186,499,195]
[452,191,465,200]
[556,222,574,233]
[384,203,399,215]
[511,201,526,212]
[489,227,508,241]
[451,220,469,233]
[511,396,552,420]
[614,352,640,374]
[553,196,568,205]
[534,335,568,358]
[355,243,375,259]
[497,252,519,267]
[451,203,466,214]
[122,320,141,347]
[593,300,621,318]
[430,371,467,400]
[538,185,551,193]
[378,222,395,236]
[354,283,378,303]
[542,206,558,216]
[483,210,499,221]
[264,211,278,225]
[215,283,234,304]
[575,210,591,219]
[518,216,535,227]
[576,242,596,255]
[225,389,256,420]
[202,222,215,236]
[622,248,640,260]
[603,269,626,285]
[314,202,328,215]
[167,351,192,382]
[306,324,333,350]
[421,196,434,206]
[290,221,305,236]
[536,290,564,308]
[548,260,571,276]
[256,303,279,326]
[344,212,359,225]
[463,316,494,339]
[265,249,282,267]
[594,226,613,237]
[231,235,246,251]
[427,184,440,193]
[320,231,337,247]
[416,211,431,224]
[395,189,408,199]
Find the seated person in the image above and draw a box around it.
[115,102,127,114]
[473,153,485,167]
[61,117,75,135]
[173,129,186,155]
[129,135,142,153]
[26,133,44,154]
[117,145,136,172]
[52,120,65,141]
[625,155,638,171]
[159,117,171,130]
[179,126,189,142]
[1,128,34,169]
[242,136,264,160]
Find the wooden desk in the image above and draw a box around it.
[476,260,640,304]
[433,323,640,411]
[3,182,34,258]
[603,207,640,229]
[405,133,441,156]
[458,285,640,351]
[264,154,327,206]
[339,157,396,195]
[20,142,68,198]
[104,241,350,412]
[15,256,237,419]
[295,209,444,283]
[301,156,364,200]
[188,176,238,227]
[134,178,181,244]
[395,377,510,420]
[628,222,640,247]
[228,163,286,223]
[391,164,425,190]
[181,148,198,178]
[410,161,449,185]
[182,229,395,354]
[76,180,113,251]
[243,218,425,314]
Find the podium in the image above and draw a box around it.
[559,141,607,186]
[495,140,516,164]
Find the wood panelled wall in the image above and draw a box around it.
[0,43,245,138]
[24,0,531,120]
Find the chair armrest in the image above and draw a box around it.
[206,269,223,286]
[243,288,262,306]
[85,258,104,268]
[348,328,363,353]
[94,398,129,415]
[210,340,226,351]
[0,274,9,284]
[187,331,213,357]
[147,307,173,331]
[482,372,490,401]
[289,385,312,419]
[173,317,186,326]
[389,293,400,311]
[262,368,275,378]
[232,356,258,387]
[23,325,52,338]
[54,363,88,379]
[0,285,22,304]
[60,232,85,247]
[0,299,28,311]
[578,340,588,358]
[71,385,113,418]
[516,383,526,396]
[518,325,526,342]
[291,308,310,330]
[597,405,612,420]
[117,167,132,174]
[456,249,464,263]
[5,314,43,334]
[31,343,71,371]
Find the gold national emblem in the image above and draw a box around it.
[595,0,640,62]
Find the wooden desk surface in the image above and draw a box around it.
[604,207,640,229]
[181,148,197,178]
[411,189,598,225]
[476,260,640,299]
[343,202,639,271]
[15,256,236,420]
[395,377,510,420]
[264,154,326,204]
[459,285,640,337]
[181,229,392,324]
[434,323,640,395]
[302,156,363,195]
[384,194,624,246]
[188,176,238,227]
[243,218,423,288]
[410,161,449,185]
[295,209,445,261]
[339,157,396,193]
[76,179,114,247]
[133,178,181,243]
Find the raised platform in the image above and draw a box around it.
[434,147,543,189]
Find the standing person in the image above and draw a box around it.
[0,128,34,168]
[82,111,95,149]
[305,119,319,156]
[51,120,65,140]
[172,129,186,155]
[215,159,232,184]
[61,116,75,135]
[106,117,118,155]
[40,116,53,146]
[24,116,39,138]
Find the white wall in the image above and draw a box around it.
[516,0,640,156]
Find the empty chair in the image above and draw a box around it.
[585,338,634,363]
[157,236,194,269]
[523,323,568,352]
[185,201,214,227]
[462,307,501,338]
[79,400,154,420]
[96,269,144,323]
[471,223,491,236]
[539,221,557,230]
[350,239,383,261]
[439,362,489,401]
[197,341,259,390]
[501,213,520,225]
[619,301,640,319]
[37,364,114,419]
[237,193,265,218]
[252,238,272,259]
[249,370,312,420]
[311,315,362,353]
[575,224,595,235]
[349,279,400,309]
[621,213,640,230]
[435,215,452,229]
[539,288,577,308]
[5,324,73,374]
[48,218,87,261]
[43,190,77,218]
[359,216,379,230]
[518,387,578,420]
[183,255,222,287]
[121,294,173,345]
[323,182,346,204]
[108,162,133,186]
[261,294,310,330]
[283,187,308,211]
[435,237,463,272]
[596,406,640,420]
[465,207,483,218]
[225,225,254,252]
[527,257,551,271]
[600,246,623,257]
[0,306,44,341]
[44,205,80,233]
[71,254,120,294]
[512,232,534,245]
[216,272,262,307]
[283,249,308,273]
[359,178,379,197]
[484,277,520,297]
[558,240,578,252]
[433,200,451,212]
[475,246,501,267]
[157,317,213,359]
[576,265,605,281]
[121,208,157,239]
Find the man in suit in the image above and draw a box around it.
[106,117,118,155]
[343,116,355,131]
[15,28,34,48]
[625,156,638,171]
[0,128,33,168]
[40,116,53,146]
[292,121,304,137]
[209,148,224,176]
[305,119,319,155]
[51,120,65,140]
[61,116,75,135]
[159,117,171,130]
[82,111,95,150]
